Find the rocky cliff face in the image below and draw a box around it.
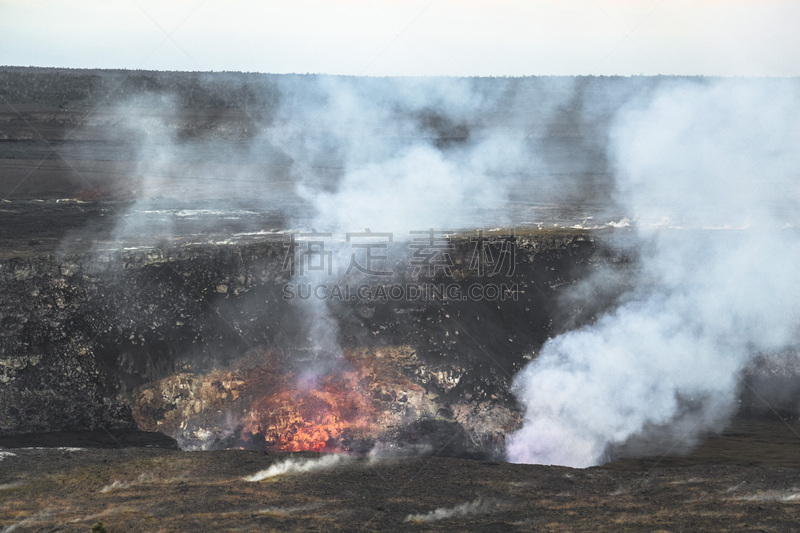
[0,230,629,455]
[0,240,288,432]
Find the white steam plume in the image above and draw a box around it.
[274,76,576,356]
[275,76,572,236]
[507,79,800,467]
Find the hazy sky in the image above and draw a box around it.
[1,0,798,76]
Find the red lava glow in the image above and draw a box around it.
[242,371,377,452]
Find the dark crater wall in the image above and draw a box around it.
[0,231,629,445]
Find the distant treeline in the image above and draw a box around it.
[0,67,283,109]
[0,66,717,111]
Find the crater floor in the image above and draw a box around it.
[2,418,800,532]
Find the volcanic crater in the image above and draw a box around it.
[2,68,800,532]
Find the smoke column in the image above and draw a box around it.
[506,79,800,467]
[272,76,577,356]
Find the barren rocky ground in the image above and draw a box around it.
[2,418,800,532]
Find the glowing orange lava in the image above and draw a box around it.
[242,370,377,452]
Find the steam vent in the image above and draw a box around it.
[2,69,800,531]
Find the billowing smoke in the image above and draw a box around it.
[507,79,800,467]
[87,76,585,353]
[94,76,594,238]
[269,76,583,235]
[263,76,585,358]
[58,72,800,460]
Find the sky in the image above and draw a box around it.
[0,0,798,76]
